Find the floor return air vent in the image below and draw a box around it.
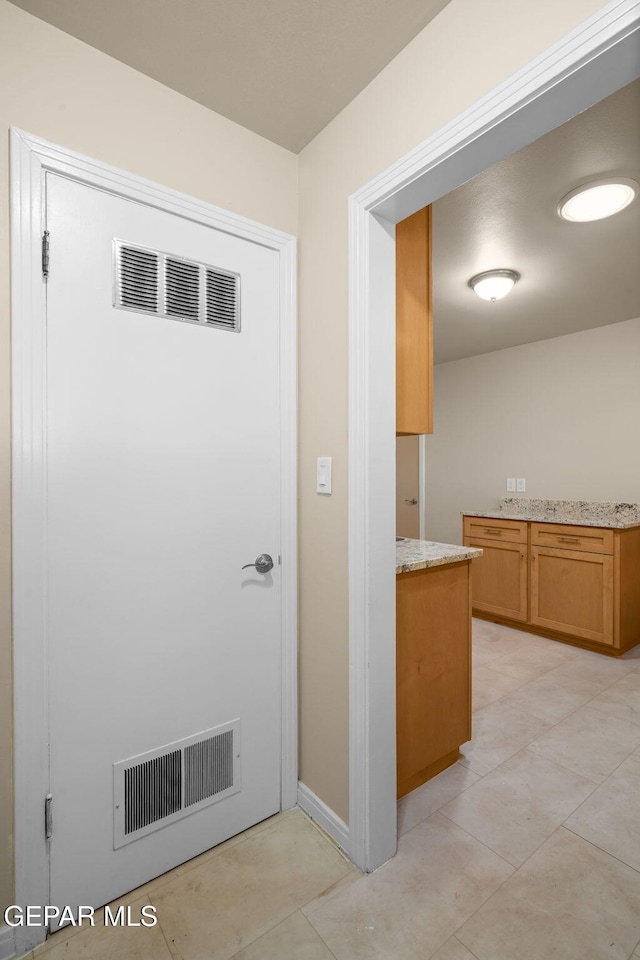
[113,720,240,847]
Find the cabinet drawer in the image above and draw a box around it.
[530,523,614,555]
[463,516,527,544]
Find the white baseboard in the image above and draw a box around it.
[297,781,351,858]
[0,925,15,960]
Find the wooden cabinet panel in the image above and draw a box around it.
[396,206,432,436]
[463,516,528,544]
[397,561,471,798]
[530,546,614,645]
[616,527,640,651]
[530,523,613,555]
[465,537,528,622]
[463,514,640,655]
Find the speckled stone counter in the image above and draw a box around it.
[463,497,640,530]
[396,537,482,574]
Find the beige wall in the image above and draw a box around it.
[296,0,606,822]
[424,319,640,545]
[0,0,297,914]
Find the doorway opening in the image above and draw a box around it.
[348,2,640,872]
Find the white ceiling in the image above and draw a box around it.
[432,79,640,364]
[8,0,452,152]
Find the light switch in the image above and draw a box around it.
[317,457,332,495]
[517,478,526,492]
[506,478,516,492]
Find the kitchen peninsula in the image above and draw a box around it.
[396,538,482,798]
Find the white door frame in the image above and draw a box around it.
[348,0,640,872]
[10,128,298,955]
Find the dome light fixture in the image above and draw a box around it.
[468,269,520,302]
[558,178,638,222]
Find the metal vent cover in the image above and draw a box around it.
[114,240,241,332]
[118,246,159,314]
[113,720,240,848]
[166,257,200,322]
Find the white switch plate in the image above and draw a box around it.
[317,456,332,495]
[506,478,516,492]
[517,478,526,492]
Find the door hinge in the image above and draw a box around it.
[42,230,50,280]
[45,794,53,840]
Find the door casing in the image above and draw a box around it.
[347,0,640,872]
[11,129,297,955]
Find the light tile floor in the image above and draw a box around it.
[26,618,640,960]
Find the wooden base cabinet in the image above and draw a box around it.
[463,517,528,622]
[396,560,471,799]
[463,516,640,655]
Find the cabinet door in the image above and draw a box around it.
[396,205,432,436]
[530,546,614,645]
[465,537,528,621]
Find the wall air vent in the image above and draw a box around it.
[166,257,200,322]
[113,240,240,332]
[124,750,181,835]
[113,720,240,848]
[184,731,234,807]
[205,268,240,330]
[117,245,159,314]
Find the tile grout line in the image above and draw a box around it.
[561,820,640,879]
[450,934,482,960]
[295,912,343,960]
[559,743,640,846]
[397,767,485,840]
[451,626,640,953]
[434,820,524,954]
[447,827,576,953]
[475,650,640,736]
[156,911,181,960]
[435,805,530,872]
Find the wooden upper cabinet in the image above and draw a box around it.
[396,205,433,436]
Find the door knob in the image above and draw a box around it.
[404,498,418,505]
[241,553,274,574]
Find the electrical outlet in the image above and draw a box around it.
[506,478,516,492]
[516,478,526,492]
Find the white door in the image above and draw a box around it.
[45,173,283,914]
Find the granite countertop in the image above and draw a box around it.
[396,537,482,574]
[463,498,640,530]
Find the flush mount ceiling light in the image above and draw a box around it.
[558,178,638,222]
[468,269,520,302]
